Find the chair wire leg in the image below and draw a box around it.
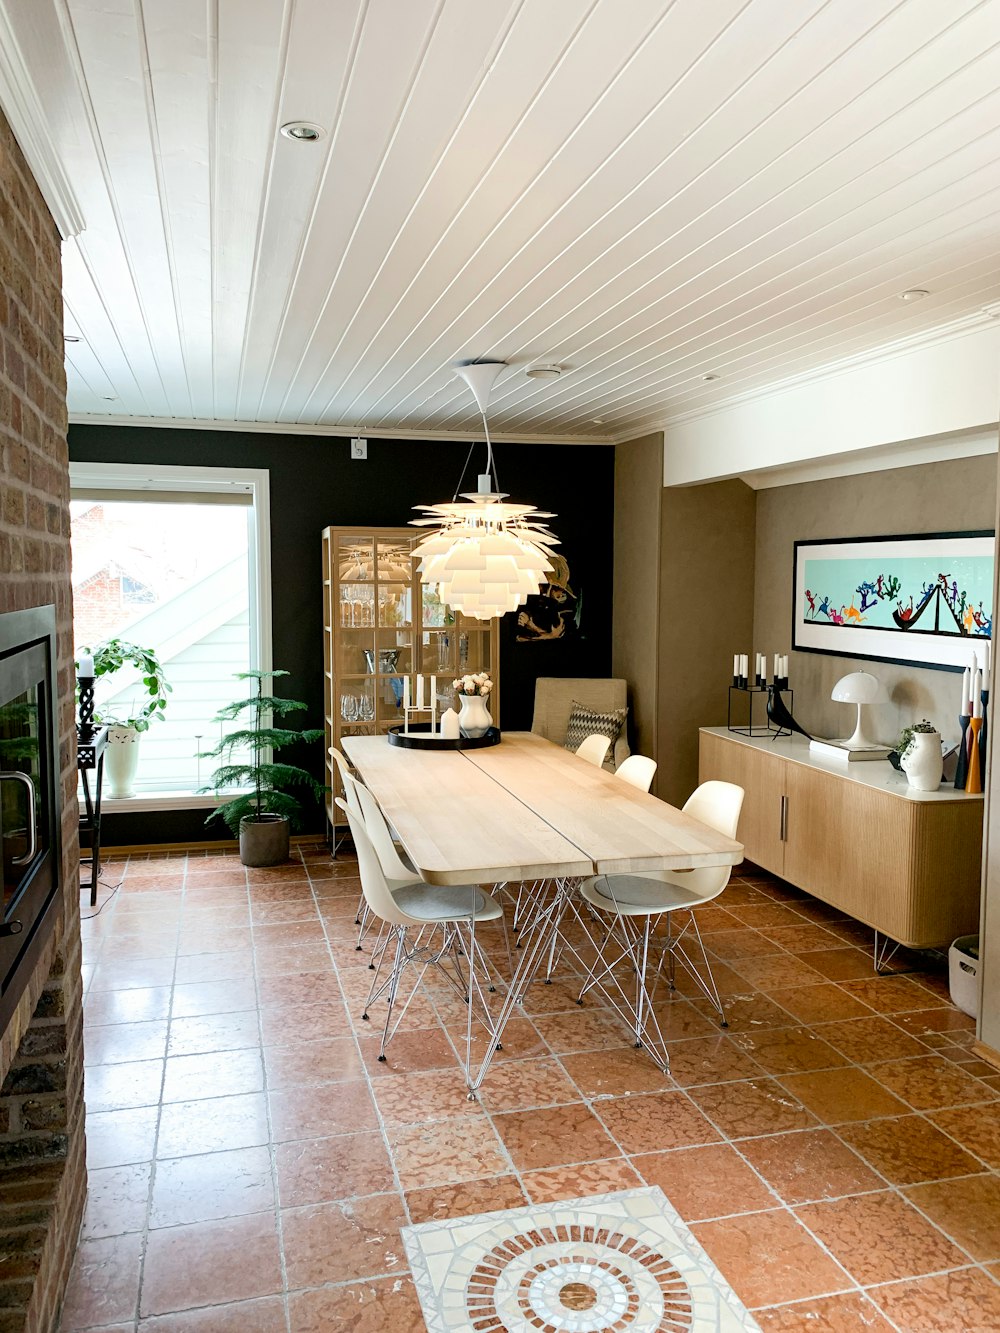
[363,922,395,1005]
[376,928,406,1061]
[634,916,651,1048]
[671,911,727,1027]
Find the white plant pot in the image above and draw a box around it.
[900,730,943,791]
[105,725,141,798]
[458,693,493,739]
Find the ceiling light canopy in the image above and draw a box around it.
[410,361,559,621]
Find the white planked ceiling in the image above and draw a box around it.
[4,0,1000,441]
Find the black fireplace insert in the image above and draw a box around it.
[0,605,62,1036]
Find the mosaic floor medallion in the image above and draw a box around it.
[402,1187,760,1332]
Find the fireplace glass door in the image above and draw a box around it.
[0,608,60,1032]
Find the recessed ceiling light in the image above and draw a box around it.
[280,121,325,142]
[526,364,563,380]
[64,334,81,343]
[702,373,720,382]
[592,418,605,424]
[899,288,930,302]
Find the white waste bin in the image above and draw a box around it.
[948,935,979,1019]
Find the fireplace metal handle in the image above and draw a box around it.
[0,771,37,865]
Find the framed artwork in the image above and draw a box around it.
[793,532,994,672]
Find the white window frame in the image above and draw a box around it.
[70,461,272,812]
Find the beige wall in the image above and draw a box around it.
[656,478,756,807]
[613,433,663,761]
[753,453,998,749]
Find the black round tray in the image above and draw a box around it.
[387,724,501,750]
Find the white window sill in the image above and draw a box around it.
[78,789,250,815]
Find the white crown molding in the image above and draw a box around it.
[652,312,995,433]
[741,428,998,491]
[66,412,614,447]
[0,5,84,239]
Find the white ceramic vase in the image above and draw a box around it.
[900,729,942,791]
[105,724,141,797]
[458,693,492,739]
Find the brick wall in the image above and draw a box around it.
[0,107,85,1333]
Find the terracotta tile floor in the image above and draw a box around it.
[60,849,1000,1331]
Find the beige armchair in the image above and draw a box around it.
[531,677,630,769]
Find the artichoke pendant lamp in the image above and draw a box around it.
[410,361,559,621]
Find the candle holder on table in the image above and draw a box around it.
[77,674,96,744]
[954,714,971,789]
[966,716,984,794]
[728,677,792,739]
[981,689,990,774]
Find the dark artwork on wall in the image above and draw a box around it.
[516,554,582,642]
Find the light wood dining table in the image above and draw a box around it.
[342,731,743,1091]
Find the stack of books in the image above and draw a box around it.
[808,738,892,763]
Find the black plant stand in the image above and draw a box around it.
[78,725,108,907]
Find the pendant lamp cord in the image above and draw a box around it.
[450,412,500,500]
[482,412,500,493]
[451,441,476,502]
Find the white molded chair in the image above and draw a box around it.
[575,733,612,768]
[346,773,414,888]
[615,754,657,792]
[337,796,502,1085]
[329,746,362,817]
[329,747,374,946]
[574,781,744,1069]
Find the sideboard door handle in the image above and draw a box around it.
[779,794,788,842]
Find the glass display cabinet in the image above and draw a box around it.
[321,527,498,831]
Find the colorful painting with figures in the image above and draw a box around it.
[793,533,994,671]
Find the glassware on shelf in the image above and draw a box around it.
[363,648,401,675]
[378,586,411,627]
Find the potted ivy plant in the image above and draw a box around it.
[78,639,171,798]
[897,718,942,791]
[201,669,325,866]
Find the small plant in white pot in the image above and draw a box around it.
[78,639,171,798]
[898,719,943,791]
[201,669,325,866]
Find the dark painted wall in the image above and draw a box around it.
[69,424,615,845]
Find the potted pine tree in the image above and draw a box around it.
[201,669,324,866]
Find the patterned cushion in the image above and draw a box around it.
[564,701,628,770]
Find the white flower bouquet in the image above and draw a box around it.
[453,671,493,698]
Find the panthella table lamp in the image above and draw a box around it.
[831,671,881,749]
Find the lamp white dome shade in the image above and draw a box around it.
[831,671,881,748]
[831,671,880,704]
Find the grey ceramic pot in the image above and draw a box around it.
[239,813,290,867]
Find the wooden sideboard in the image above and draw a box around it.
[699,727,984,950]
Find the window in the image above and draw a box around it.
[70,463,271,804]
